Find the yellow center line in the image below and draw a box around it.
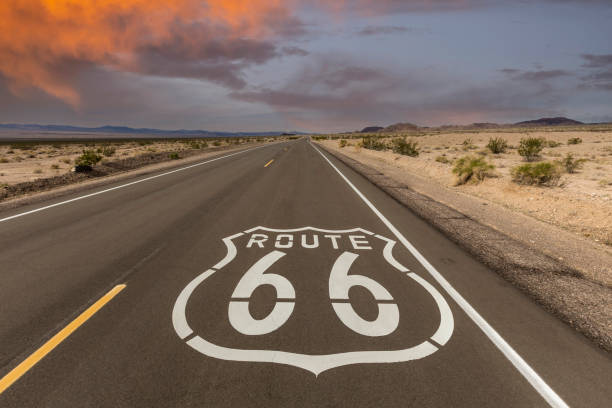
[264,159,274,167]
[0,284,127,394]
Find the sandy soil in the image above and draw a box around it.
[322,130,612,248]
[0,137,271,186]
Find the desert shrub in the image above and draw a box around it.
[168,153,180,160]
[559,153,586,173]
[567,137,582,145]
[461,138,476,150]
[51,164,59,169]
[361,137,387,151]
[486,137,508,154]
[339,139,348,148]
[435,155,450,164]
[33,168,42,174]
[391,137,419,157]
[74,150,102,172]
[102,147,116,157]
[518,137,545,161]
[213,140,222,146]
[189,141,200,149]
[10,143,34,151]
[0,157,8,163]
[511,162,561,186]
[547,140,562,148]
[452,155,495,185]
[200,140,209,148]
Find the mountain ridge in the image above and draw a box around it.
[0,123,295,138]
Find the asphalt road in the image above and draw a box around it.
[0,138,610,407]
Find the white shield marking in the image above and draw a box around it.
[172,226,454,375]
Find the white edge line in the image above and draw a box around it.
[0,144,275,223]
[310,142,568,408]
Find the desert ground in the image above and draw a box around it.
[320,129,612,249]
[0,135,277,186]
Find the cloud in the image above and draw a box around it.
[0,0,609,130]
[324,0,612,17]
[326,0,492,15]
[579,54,612,92]
[500,69,572,81]
[0,0,303,107]
[281,46,310,57]
[357,26,411,36]
[581,54,612,68]
[229,56,404,128]
[230,53,584,131]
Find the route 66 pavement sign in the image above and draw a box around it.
[172,227,454,376]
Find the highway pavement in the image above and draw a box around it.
[0,138,610,407]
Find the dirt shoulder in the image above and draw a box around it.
[317,140,611,352]
[0,141,273,212]
[320,133,612,285]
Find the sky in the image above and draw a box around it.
[0,0,611,133]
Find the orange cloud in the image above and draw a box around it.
[0,0,291,106]
[0,0,494,109]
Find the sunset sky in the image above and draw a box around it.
[0,0,611,132]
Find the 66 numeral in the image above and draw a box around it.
[228,250,400,337]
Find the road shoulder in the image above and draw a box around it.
[0,142,271,213]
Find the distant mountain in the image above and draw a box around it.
[384,122,418,132]
[469,122,502,128]
[360,126,384,133]
[514,117,584,126]
[0,123,293,138]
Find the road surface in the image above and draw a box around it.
[0,138,610,407]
